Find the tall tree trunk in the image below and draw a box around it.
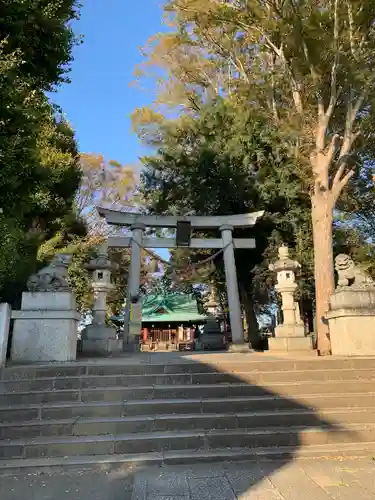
[311,195,335,356]
[239,283,260,349]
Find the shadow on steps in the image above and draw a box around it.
[0,351,371,499]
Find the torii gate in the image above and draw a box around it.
[98,207,264,349]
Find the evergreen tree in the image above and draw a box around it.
[141,99,312,347]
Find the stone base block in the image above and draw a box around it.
[122,321,142,352]
[229,343,251,353]
[82,338,123,356]
[21,291,76,311]
[327,311,375,356]
[11,310,79,363]
[268,336,313,352]
[123,335,141,352]
[274,324,305,338]
[83,324,117,341]
[199,333,226,351]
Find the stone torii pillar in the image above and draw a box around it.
[220,225,245,349]
[123,223,145,351]
[128,224,145,303]
[268,245,313,352]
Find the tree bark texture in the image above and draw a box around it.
[311,194,335,356]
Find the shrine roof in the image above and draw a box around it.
[141,293,209,323]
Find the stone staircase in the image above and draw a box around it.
[1,354,375,473]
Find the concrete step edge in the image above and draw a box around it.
[2,407,375,428]
[2,392,375,411]
[3,367,375,383]
[2,379,375,397]
[163,442,375,464]
[3,360,375,380]
[1,442,375,474]
[1,422,374,446]
[4,356,375,368]
[0,452,163,473]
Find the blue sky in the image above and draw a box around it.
[51,0,165,165]
[52,0,169,259]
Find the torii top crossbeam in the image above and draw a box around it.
[97,207,264,229]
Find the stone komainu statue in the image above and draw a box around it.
[335,254,373,288]
[27,254,72,292]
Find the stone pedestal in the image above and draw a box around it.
[198,316,227,351]
[82,324,122,356]
[269,323,313,351]
[269,333,313,352]
[269,322,313,352]
[11,292,79,363]
[327,288,375,356]
[228,343,251,353]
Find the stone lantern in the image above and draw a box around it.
[204,284,220,317]
[82,243,122,355]
[268,245,313,352]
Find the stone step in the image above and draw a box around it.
[2,368,375,392]
[2,441,375,475]
[1,407,375,440]
[2,356,375,470]
[2,392,375,422]
[2,379,375,406]
[0,442,375,476]
[1,423,374,460]
[3,357,375,380]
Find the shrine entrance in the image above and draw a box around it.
[98,208,263,350]
[138,293,210,352]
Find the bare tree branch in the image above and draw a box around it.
[346,0,366,61]
[316,120,328,152]
[204,30,250,84]
[332,169,355,202]
[325,0,340,121]
[332,161,347,189]
[326,133,340,165]
[269,52,279,123]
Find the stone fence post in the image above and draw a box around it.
[0,303,11,367]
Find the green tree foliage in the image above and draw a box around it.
[0,113,83,306]
[0,0,80,90]
[141,99,312,346]
[0,218,39,306]
[0,0,83,305]
[0,0,81,215]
